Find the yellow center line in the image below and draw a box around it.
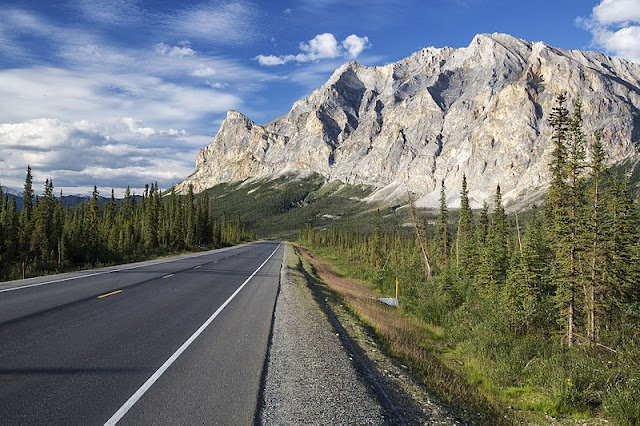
[214,260,218,263]
[194,265,202,269]
[97,290,122,299]
[162,274,174,279]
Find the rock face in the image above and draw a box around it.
[177,33,640,207]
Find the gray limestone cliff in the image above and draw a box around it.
[177,33,640,207]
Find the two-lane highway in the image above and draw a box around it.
[0,241,283,425]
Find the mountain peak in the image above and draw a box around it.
[178,34,640,206]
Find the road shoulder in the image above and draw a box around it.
[259,243,386,424]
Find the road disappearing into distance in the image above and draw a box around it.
[0,241,283,425]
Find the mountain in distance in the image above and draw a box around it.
[177,32,640,208]
[0,186,142,211]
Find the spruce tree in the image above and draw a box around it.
[435,180,449,269]
[85,186,100,263]
[19,166,35,277]
[457,174,475,278]
[586,130,607,343]
[186,184,196,246]
[5,197,19,272]
[546,94,588,346]
[606,173,638,328]
[476,185,508,295]
[502,205,550,331]
[371,209,384,268]
[144,183,158,249]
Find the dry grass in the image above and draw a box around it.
[295,244,509,423]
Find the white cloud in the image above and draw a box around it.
[0,67,242,125]
[593,0,640,25]
[169,1,259,46]
[581,0,640,63]
[192,66,216,77]
[255,54,290,66]
[206,81,229,89]
[299,33,342,60]
[76,0,146,25]
[593,26,640,62]
[342,34,371,59]
[155,42,196,57]
[256,33,372,66]
[0,6,276,194]
[0,118,195,193]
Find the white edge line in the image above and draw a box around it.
[0,243,252,294]
[104,242,282,426]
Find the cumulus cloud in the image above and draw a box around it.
[592,0,640,25]
[0,118,194,193]
[255,33,372,66]
[299,33,342,60]
[155,42,196,57]
[0,6,276,194]
[342,34,371,59]
[580,0,640,63]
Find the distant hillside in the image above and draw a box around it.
[1,190,142,211]
[203,172,438,239]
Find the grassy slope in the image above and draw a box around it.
[202,172,421,239]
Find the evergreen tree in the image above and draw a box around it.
[19,166,35,276]
[586,130,607,343]
[476,185,509,294]
[30,179,56,261]
[85,186,100,263]
[457,174,475,278]
[435,180,450,269]
[144,183,158,249]
[371,209,384,268]
[502,205,551,332]
[605,173,639,328]
[4,197,19,276]
[185,184,196,246]
[547,94,588,346]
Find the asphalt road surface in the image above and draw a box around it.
[0,241,283,425]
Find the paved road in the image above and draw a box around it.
[0,241,283,425]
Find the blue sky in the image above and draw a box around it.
[0,0,638,196]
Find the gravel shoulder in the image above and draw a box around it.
[259,243,386,424]
[259,243,464,425]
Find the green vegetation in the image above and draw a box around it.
[299,94,640,423]
[202,173,384,239]
[0,174,254,282]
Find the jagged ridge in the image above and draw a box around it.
[178,33,640,207]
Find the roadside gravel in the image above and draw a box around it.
[259,243,386,424]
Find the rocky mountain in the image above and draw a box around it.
[177,33,640,208]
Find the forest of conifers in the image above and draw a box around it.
[0,174,255,281]
[300,94,640,421]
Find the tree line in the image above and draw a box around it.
[301,93,640,349]
[0,173,255,281]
